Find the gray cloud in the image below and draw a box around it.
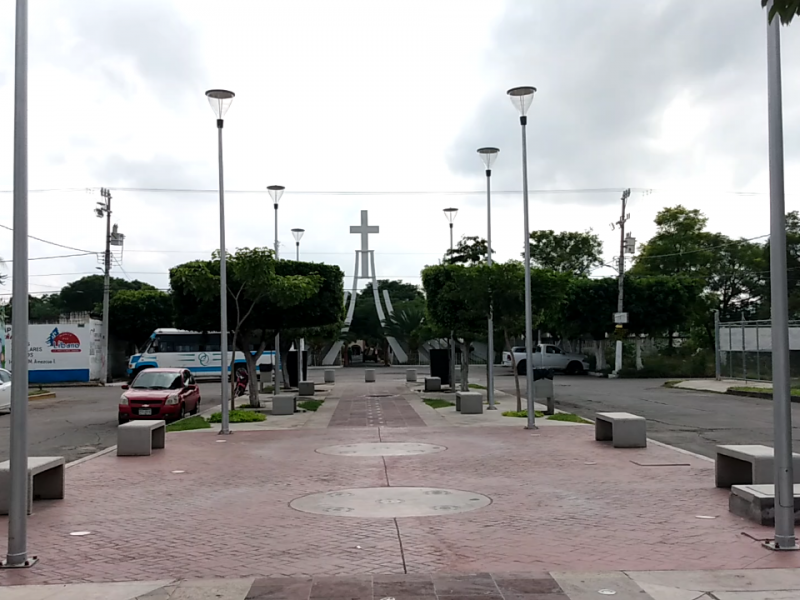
[90,154,211,189]
[449,0,799,204]
[47,0,205,100]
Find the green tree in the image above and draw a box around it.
[108,289,174,349]
[557,278,618,370]
[383,300,428,364]
[527,230,603,276]
[763,0,800,24]
[60,275,156,315]
[445,236,492,266]
[171,248,321,407]
[5,295,63,322]
[349,280,423,353]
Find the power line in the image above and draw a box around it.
[632,234,771,261]
[0,222,96,254]
[1,252,96,264]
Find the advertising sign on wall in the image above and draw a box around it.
[5,321,103,383]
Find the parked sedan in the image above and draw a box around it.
[0,369,10,414]
[118,368,200,425]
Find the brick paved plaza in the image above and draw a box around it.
[1,369,799,598]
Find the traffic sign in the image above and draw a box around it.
[613,312,629,324]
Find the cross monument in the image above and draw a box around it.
[350,211,379,278]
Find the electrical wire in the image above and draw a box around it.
[0,222,96,254]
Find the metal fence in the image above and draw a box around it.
[716,315,800,382]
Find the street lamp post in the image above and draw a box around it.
[507,86,537,430]
[268,185,285,395]
[292,227,305,383]
[95,188,112,385]
[478,147,499,410]
[3,0,36,570]
[205,88,235,436]
[443,207,458,391]
[765,1,797,551]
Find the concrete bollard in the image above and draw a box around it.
[365,369,376,383]
[298,381,315,396]
[273,394,297,415]
[406,369,417,383]
[424,377,441,392]
[324,369,335,384]
[457,391,483,414]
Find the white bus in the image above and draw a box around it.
[127,328,275,381]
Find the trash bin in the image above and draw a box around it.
[287,350,308,388]
[258,363,273,392]
[532,368,554,414]
[429,348,450,386]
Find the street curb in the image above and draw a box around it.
[647,438,714,463]
[28,392,56,401]
[66,445,117,468]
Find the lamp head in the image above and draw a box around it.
[267,185,285,204]
[507,86,537,116]
[443,207,458,224]
[291,228,305,243]
[205,89,235,119]
[477,147,500,169]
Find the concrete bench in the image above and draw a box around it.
[298,381,315,396]
[273,394,297,416]
[595,412,646,448]
[457,391,483,414]
[118,420,166,456]
[729,483,800,526]
[406,369,417,383]
[715,444,800,488]
[424,377,441,392]
[0,456,65,515]
[324,369,335,384]
[365,369,376,383]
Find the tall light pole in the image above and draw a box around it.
[292,227,305,383]
[443,207,458,390]
[478,147,499,410]
[95,188,112,385]
[205,89,234,436]
[507,86,537,430]
[3,0,36,570]
[765,1,797,551]
[613,188,631,375]
[268,185,285,395]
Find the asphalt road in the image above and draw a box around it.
[0,383,221,464]
[493,371,800,458]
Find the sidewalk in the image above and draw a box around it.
[671,378,771,393]
[1,369,798,597]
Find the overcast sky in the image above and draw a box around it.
[0,0,798,300]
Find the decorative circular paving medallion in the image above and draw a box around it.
[316,442,446,457]
[289,486,491,518]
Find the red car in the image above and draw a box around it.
[118,368,201,425]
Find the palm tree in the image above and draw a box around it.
[383,303,427,364]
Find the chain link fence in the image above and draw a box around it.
[716,316,800,382]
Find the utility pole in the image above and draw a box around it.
[96,188,112,385]
[613,188,631,374]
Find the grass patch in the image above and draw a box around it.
[468,383,487,390]
[547,413,592,424]
[423,398,455,409]
[208,409,266,423]
[502,410,545,418]
[166,416,211,432]
[260,384,274,393]
[729,386,800,397]
[663,380,683,388]
[298,399,324,412]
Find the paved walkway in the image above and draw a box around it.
[2,369,800,598]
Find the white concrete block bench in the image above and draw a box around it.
[595,412,646,448]
[457,391,483,414]
[0,456,65,515]
[117,420,166,457]
[715,444,800,488]
[729,483,800,526]
[365,369,376,383]
[273,394,297,416]
[298,381,315,396]
[324,369,335,384]
[424,377,441,392]
[406,369,417,383]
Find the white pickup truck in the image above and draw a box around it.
[501,344,590,375]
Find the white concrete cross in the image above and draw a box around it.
[350,210,379,277]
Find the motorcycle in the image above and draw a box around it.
[234,367,249,397]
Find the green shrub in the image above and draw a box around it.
[208,409,266,423]
[468,383,486,390]
[618,350,714,379]
[501,410,544,418]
